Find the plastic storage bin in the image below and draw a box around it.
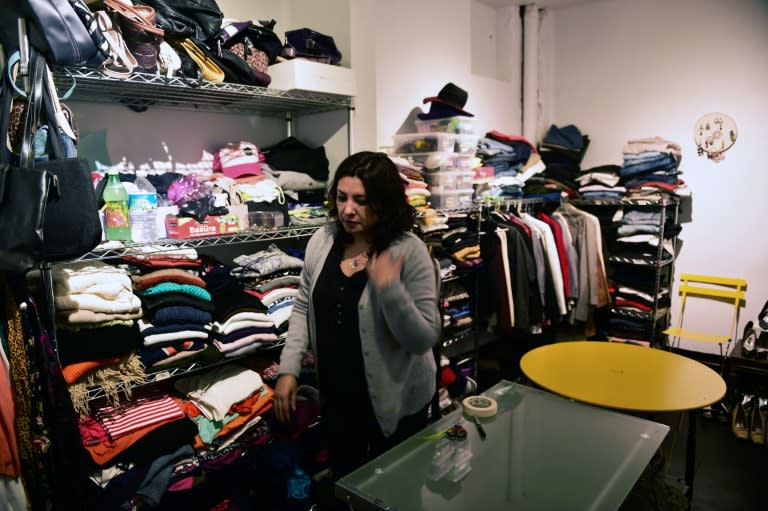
[415,116,474,134]
[455,135,480,156]
[393,152,454,171]
[430,188,474,210]
[424,171,475,191]
[393,133,457,154]
[248,211,285,230]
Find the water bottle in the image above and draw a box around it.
[103,170,131,241]
[129,170,158,243]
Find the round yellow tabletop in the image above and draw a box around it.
[520,341,726,412]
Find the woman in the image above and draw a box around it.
[274,151,441,480]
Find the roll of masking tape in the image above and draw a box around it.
[462,395,498,417]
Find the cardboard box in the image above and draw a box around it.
[165,214,242,239]
[268,59,356,96]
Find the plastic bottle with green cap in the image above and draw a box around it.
[103,170,131,241]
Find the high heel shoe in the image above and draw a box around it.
[732,399,749,440]
[750,397,767,445]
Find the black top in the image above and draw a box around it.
[313,238,369,404]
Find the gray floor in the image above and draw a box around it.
[475,340,766,511]
[621,410,765,511]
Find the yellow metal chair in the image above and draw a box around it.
[663,273,747,362]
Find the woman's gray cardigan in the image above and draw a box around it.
[278,224,441,436]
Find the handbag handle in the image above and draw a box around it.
[0,58,13,165]
[16,48,77,167]
[40,76,67,162]
[20,49,46,168]
[42,66,77,142]
[6,51,76,102]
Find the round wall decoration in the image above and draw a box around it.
[694,112,737,162]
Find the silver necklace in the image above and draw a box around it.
[349,252,369,269]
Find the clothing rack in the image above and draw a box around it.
[478,196,546,213]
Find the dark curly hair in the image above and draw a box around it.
[327,151,414,254]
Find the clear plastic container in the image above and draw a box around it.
[455,134,480,156]
[103,170,131,241]
[248,211,285,230]
[415,116,474,134]
[393,152,455,171]
[430,188,474,210]
[424,170,475,191]
[392,133,457,154]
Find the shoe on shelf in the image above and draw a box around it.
[750,397,767,445]
[714,400,731,423]
[741,321,757,357]
[732,401,749,440]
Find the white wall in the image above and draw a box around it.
[368,0,523,152]
[543,0,768,352]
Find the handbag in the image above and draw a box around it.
[9,0,108,67]
[285,28,342,65]
[175,38,224,83]
[103,0,164,73]
[2,49,102,266]
[0,163,56,273]
[245,20,283,65]
[139,0,223,43]
[34,66,103,261]
[95,9,139,79]
[0,52,57,273]
[216,20,270,77]
[213,48,268,86]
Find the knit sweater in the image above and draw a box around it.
[278,224,440,436]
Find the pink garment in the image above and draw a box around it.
[0,356,21,477]
[96,395,184,441]
[486,130,537,153]
[167,476,195,492]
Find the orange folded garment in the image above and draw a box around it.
[62,357,122,384]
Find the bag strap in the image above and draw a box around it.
[5,51,76,102]
[42,65,77,142]
[20,49,46,168]
[40,74,67,161]
[0,54,15,165]
[103,0,165,36]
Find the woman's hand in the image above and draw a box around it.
[274,374,298,424]
[367,249,404,289]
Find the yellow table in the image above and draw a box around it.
[521,340,726,505]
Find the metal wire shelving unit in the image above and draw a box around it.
[53,67,353,116]
[39,69,354,406]
[71,224,324,262]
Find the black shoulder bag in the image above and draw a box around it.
[0,50,57,273]
[0,48,102,273]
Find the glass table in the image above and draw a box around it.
[336,380,669,511]
[520,340,727,505]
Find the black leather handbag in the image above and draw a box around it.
[285,28,342,65]
[5,0,108,67]
[35,72,103,261]
[0,161,57,273]
[140,0,223,43]
[0,52,56,273]
[0,49,102,272]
